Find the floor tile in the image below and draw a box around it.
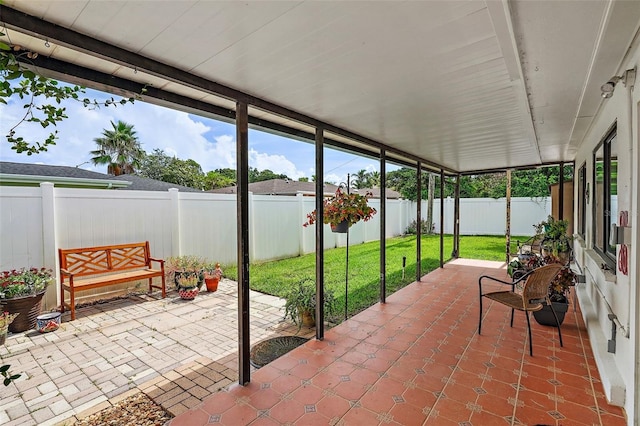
[164,261,626,425]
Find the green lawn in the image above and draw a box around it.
[224,234,527,321]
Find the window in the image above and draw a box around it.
[577,163,586,237]
[592,125,617,268]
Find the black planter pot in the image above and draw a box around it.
[533,301,569,327]
[331,220,349,233]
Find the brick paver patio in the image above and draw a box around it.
[0,279,310,425]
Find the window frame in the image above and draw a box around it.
[592,124,617,269]
[577,162,586,238]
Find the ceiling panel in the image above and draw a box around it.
[2,0,637,173]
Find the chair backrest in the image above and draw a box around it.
[522,264,563,303]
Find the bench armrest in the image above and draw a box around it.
[60,268,72,276]
[148,257,164,266]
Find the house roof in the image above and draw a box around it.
[111,174,203,192]
[0,161,129,188]
[211,179,338,196]
[1,161,118,180]
[211,179,400,199]
[0,162,201,192]
[352,188,401,200]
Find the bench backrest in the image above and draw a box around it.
[59,241,152,277]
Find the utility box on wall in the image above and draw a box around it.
[550,181,574,235]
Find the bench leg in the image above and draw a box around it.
[60,284,65,314]
[70,288,76,321]
[148,277,153,293]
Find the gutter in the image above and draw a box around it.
[0,173,131,188]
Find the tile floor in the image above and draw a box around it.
[168,259,627,426]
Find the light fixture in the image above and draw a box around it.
[601,68,637,98]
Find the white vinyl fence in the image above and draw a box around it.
[429,197,551,236]
[0,183,550,306]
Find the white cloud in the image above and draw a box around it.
[249,149,305,180]
[324,173,342,185]
[1,94,309,178]
[2,84,387,183]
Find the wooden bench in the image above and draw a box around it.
[59,241,165,320]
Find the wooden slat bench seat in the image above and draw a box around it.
[59,241,165,320]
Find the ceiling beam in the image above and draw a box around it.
[485,0,542,164]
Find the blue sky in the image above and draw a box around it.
[0,86,389,184]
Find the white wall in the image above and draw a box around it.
[571,35,639,424]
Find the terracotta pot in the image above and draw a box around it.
[178,288,199,300]
[205,277,219,292]
[330,220,349,233]
[0,291,46,333]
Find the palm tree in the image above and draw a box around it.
[368,171,381,187]
[90,120,144,175]
[353,169,370,189]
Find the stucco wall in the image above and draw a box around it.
[572,37,639,423]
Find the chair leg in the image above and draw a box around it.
[478,295,483,335]
[525,311,533,356]
[549,303,564,347]
[510,308,515,327]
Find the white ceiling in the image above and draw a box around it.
[2,0,639,173]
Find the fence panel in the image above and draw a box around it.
[428,197,550,236]
[0,187,44,270]
[251,195,301,262]
[55,188,174,258]
[178,192,237,264]
[0,186,553,276]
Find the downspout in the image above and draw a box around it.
[624,68,635,339]
[630,67,639,426]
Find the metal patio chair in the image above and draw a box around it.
[478,263,564,356]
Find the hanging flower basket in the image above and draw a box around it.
[303,188,376,230]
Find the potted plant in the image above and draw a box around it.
[204,263,223,292]
[283,278,337,330]
[303,188,377,233]
[533,216,573,262]
[507,254,545,280]
[0,268,53,332]
[165,256,207,300]
[532,255,575,326]
[0,312,19,345]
